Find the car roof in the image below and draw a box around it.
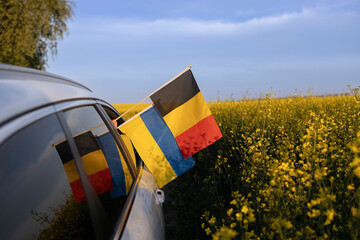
[0,64,96,126]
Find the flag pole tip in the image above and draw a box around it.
[189,64,192,68]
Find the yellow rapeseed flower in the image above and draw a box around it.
[241,206,249,214]
[227,208,233,216]
[354,167,360,178]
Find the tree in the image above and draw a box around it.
[0,0,73,70]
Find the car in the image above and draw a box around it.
[0,63,165,240]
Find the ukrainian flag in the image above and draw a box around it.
[95,132,135,198]
[119,105,195,188]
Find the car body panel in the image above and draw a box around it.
[121,168,165,240]
[0,105,55,144]
[0,64,96,126]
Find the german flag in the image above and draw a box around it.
[150,69,222,158]
[55,131,113,202]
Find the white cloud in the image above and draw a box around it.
[71,8,316,37]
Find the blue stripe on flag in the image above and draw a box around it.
[95,132,126,198]
[140,106,195,176]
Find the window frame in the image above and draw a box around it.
[94,104,137,178]
[56,110,111,239]
[94,103,144,240]
[54,100,141,239]
[54,100,137,178]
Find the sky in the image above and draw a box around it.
[48,0,360,103]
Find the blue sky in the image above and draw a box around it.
[48,0,360,103]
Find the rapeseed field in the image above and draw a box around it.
[114,93,360,240]
[112,103,151,120]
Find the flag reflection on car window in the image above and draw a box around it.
[55,130,113,202]
[60,105,134,200]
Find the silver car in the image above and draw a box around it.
[0,64,165,240]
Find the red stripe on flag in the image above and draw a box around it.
[175,114,222,158]
[69,179,84,202]
[70,168,113,202]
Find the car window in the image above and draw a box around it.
[61,105,134,225]
[101,105,138,170]
[0,114,95,240]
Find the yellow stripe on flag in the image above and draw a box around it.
[121,134,136,168]
[120,114,177,188]
[63,150,109,182]
[163,92,212,138]
[119,134,135,193]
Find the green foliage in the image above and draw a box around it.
[31,191,126,239]
[164,94,360,239]
[0,0,73,70]
[31,193,95,240]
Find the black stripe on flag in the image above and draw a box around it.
[55,131,100,164]
[150,69,200,116]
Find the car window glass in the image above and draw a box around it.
[101,106,138,169]
[62,105,134,224]
[0,114,95,240]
